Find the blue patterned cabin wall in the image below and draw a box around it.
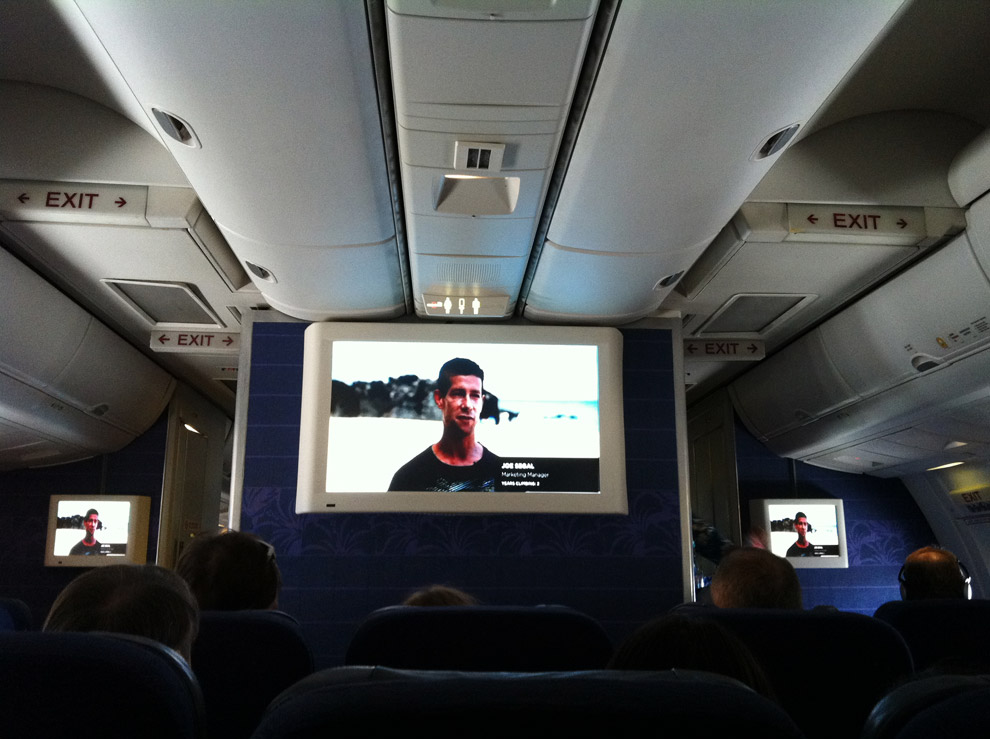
[242,323,684,669]
[0,413,167,628]
[735,419,937,613]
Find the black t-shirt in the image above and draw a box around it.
[786,540,816,557]
[388,446,500,492]
[69,539,105,556]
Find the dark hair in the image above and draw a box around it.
[608,614,776,701]
[175,530,281,611]
[436,358,484,397]
[85,508,99,518]
[44,565,199,661]
[794,512,807,521]
[899,546,968,600]
[403,584,479,607]
[711,546,802,610]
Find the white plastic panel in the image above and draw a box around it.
[387,7,593,114]
[0,247,91,387]
[409,254,529,317]
[398,128,556,171]
[76,0,394,248]
[821,232,990,398]
[219,227,405,322]
[963,190,990,277]
[749,112,980,207]
[406,214,535,258]
[386,0,597,22]
[0,82,188,187]
[949,126,990,207]
[524,238,709,322]
[0,245,175,467]
[729,329,860,442]
[402,165,546,221]
[545,0,905,259]
[0,376,128,468]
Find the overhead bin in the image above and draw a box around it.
[523,0,906,323]
[74,0,404,321]
[729,216,990,475]
[0,247,175,470]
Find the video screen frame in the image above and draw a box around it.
[295,323,629,515]
[750,498,849,569]
[44,495,152,567]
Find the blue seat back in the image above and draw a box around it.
[345,605,612,671]
[192,610,315,739]
[862,673,990,739]
[251,666,806,739]
[0,631,206,739]
[679,607,913,739]
[0,597,32,631]
[874,598,990,673]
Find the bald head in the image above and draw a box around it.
[711,547,802,610]
[900,546,967,600]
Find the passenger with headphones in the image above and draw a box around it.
[898,546,972,600]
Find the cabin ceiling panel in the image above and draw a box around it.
[386,1,598,319]
[0,0,162,142]
[544,0,906,260]
[748,112,982,207]
[75,0,393,245]
[523,238,709,323]
[0,83,188,188]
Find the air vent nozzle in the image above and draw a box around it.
[151,108,202,149]
[752,122,800,160]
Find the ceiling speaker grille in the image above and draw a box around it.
[432,262,502,286]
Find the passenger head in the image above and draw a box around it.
[608,614,776,700]
[436,357,484,397]
[403,584,479,607]
[44,564,199,662]
[711,546,802,610]
[176,530,281,611]
[899,546,969,600]
[83,508,100,539]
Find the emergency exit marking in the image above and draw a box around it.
[684,339,765,361]
[786,204,925,242]
[0,180,147,226]
[151,331,239,354]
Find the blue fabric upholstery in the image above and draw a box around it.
[873,599,990,674]
[862,673,990,739]
[678,607,914,739]
[0,631,206,738]
[192,610,315,739]
[251,666,806,739]
[345,605,613,671]
[0,597,32,631]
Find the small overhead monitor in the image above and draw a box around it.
[750,498,849,568]
[45,495,152,567]
[296,322,627,514]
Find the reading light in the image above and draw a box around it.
[183,422,203,435]
[927,461,964,471]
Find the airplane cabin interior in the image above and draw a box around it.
[2,1,990,734]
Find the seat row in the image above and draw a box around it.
[2,598,989,739]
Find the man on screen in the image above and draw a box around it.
[785,511,817,557]
[69,508,106,556]
[388,358,501,492]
